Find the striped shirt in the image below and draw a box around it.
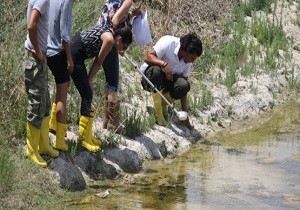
[80,25,112,59]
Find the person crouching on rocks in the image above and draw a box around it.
[139,32,203,130]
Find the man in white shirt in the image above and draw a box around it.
[140,33,202,129]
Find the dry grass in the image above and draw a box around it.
[145,0,233,44]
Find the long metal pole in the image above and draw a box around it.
[124,54,181,115]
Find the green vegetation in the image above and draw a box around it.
[0,0,102,208]
[123,109,156,138]
[189,84,214,115]
[287,65,300,92]
[0,0,295,208]
[239,0,274,17]
[0,153,14,197]
[217,0,291,92]
[297,4,300,26]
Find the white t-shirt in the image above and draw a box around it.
[140,35,192,78]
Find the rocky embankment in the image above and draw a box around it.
[47,0,300,191]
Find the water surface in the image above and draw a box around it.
[64,101,300,209]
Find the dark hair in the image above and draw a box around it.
[180,32,203,56]
[115,26,133,45]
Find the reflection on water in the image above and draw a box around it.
[64,101,300,210]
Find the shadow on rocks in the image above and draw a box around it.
[102,148,142,173]
[49,152,86,191]
[168,117,203,144]
[135,135,168,158]
[74,150,118,180]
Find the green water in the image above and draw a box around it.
[63,100,300,209]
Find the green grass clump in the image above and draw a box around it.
[123,109,155,138]
[239,0,274,17]
[189,84,214,115]
[0,152,14,197]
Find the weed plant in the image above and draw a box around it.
[297,4,300,26]
[193,43,217,76]
[287,66,300,92]
[239,0,274,17]
[0,152,14,197]
[250,15,288,51]
[123,109,155,138]
[104,131,124,148]
[189,84,214,115]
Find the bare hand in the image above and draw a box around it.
[131,6,142,17]
[133,1,142,17]
[181,117,194,130]
[118,50,125,56]
[88,78,93,91]
[34,50,46,63]
[67,60,74,75]
[164,64,173,81]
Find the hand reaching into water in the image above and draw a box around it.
[181,117,194,130]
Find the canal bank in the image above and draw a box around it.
[59,99,300,209]
[45,0,300,191]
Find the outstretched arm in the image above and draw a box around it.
[88,32,114,86]
[111,0,132,28]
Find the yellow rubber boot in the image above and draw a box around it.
[39,116,59,157]
[49,103,57,133]
[25,122,47,167]
[162,92,176,116]
[79,115,100,152]
[152,92,167,126]
[54,123,68,151]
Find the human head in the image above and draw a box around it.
[114,26,133,52]
[179,32,203,63]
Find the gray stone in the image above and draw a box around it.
[74,151,118,180]
[49,152,86,191]
[103,148,142,173]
